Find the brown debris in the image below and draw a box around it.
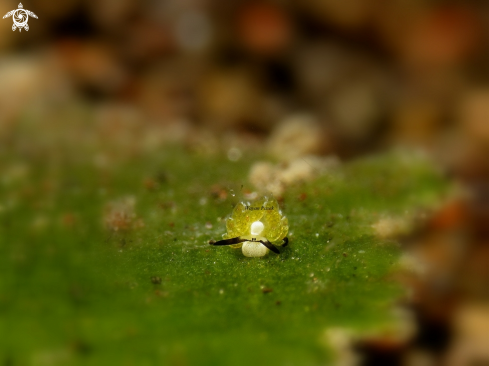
[267,114,329,161]
[249,156,340,197]
[103,196,141,232]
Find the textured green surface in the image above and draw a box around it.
[0,144,447,365]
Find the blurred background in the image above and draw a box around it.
[1,0,488,156]
[1,0,488,365]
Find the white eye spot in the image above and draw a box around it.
[250,221,264,236]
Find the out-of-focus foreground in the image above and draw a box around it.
[0,0,488,365]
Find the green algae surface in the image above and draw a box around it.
[0,145,448,366]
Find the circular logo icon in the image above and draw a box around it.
[13,9,28,29]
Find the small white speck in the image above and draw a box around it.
[219,289,224,294]
[199,197,207,205]
[327,240,329,243]
[213,262,216,264]
[326,268,330,272]
[358,250,365,254]
[291,257,295,260]
[315,233,319,238]
[227,147,242,162]
[244,191,258,200]
[310,273,314,277]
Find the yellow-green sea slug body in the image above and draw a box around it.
[211,195,289,257]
